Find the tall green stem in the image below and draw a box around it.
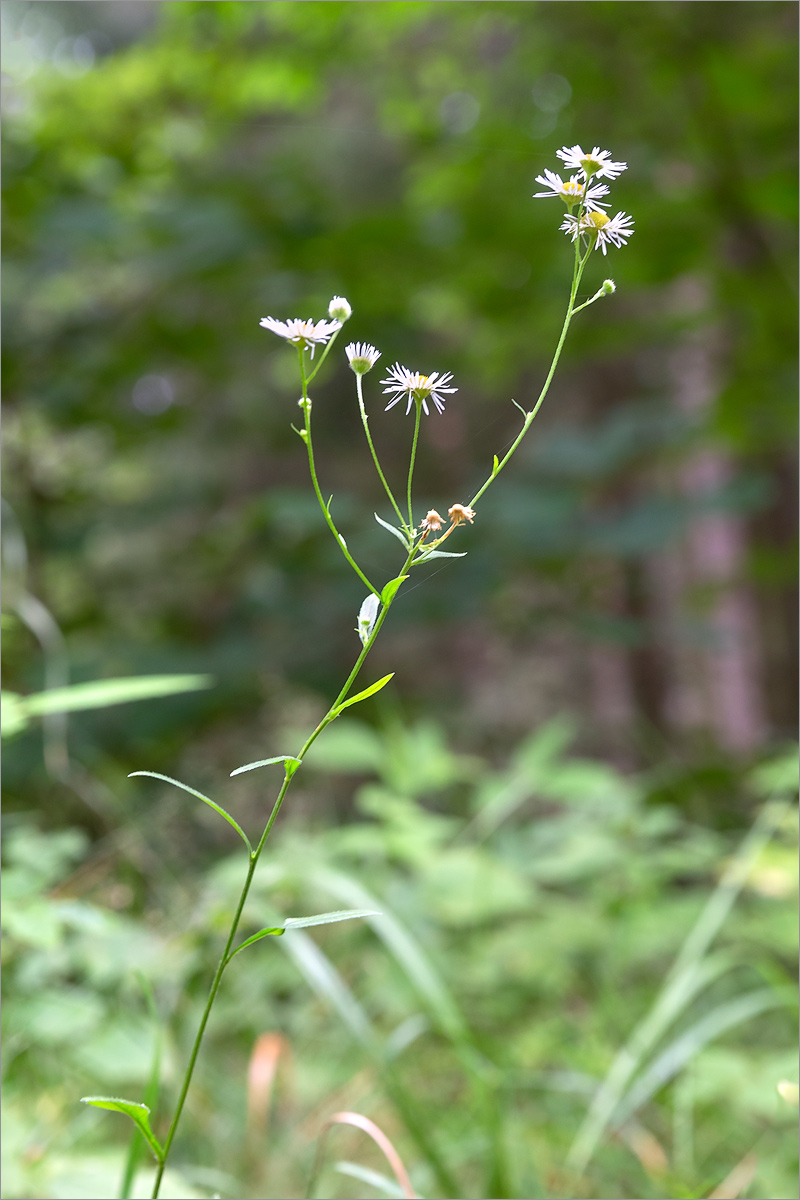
[355,373,408,532]
[406,400,422,530]
[298,349,380,596]
[468,242,591,510]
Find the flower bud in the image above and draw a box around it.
[602,279,616,294]
[328,295,352,322]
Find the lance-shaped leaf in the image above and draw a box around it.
[492,454,500,476]
[331,675,394,718]
[227,910,379,964]
[374,512,410,548]
[80,1097,163,1163]
[415,549,467,561]
[230,755,301,779]
[284,909,380,930]
[129,771,252,855]
[381,575,408,606]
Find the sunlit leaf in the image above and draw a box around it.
[24,675,213,714]
[80,1096,163,1163]
[2,676,213,740]
[331,674,394,717]
[1,692,27,738]
[128,771,252,854]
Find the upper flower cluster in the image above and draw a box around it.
[534,144,634,253]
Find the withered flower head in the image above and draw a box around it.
[448,503,476,525]
[420,509,445,534]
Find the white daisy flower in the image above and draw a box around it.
[560,210,634,254]
[346,342,381,375]
[533,169,609,210]
[259,316,341,357]
[380,363,457,416]
[556,144,627,180]
[328,295,352,321]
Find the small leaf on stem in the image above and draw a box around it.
[331,674,395,717]
[374,512,410,548]
[381,575,408,606]
[80,1097,163,1163]
[415,549,468,561]
[128,771,252,855]
[230,755,301,778]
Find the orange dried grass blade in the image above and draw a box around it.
[311,1110,418,1199]
[619,1122,669,1176]
[708,1152,759,1199]
[246,1032,287,1133]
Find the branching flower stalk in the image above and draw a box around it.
[84,146,634,1200]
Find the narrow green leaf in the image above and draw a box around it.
[381,575,408,606]
[331,674,394,717]
[415,550,468,561]
[227,910,378,965]
[227,926,285,963]
[80,1096,163,1163]
[511,397,528,417]
[230,755,301,778]
[374,512,410,548]
[128,771,252,855]
[23,674,212,715]
[492,454,499,475]
[284,909,380,930]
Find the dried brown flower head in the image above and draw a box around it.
[447,503,476,525]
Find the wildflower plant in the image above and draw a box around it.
[83,145,634,1197]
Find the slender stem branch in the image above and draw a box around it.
[406,401,422,531]
[305,326,342,385]
[468,243,591,510]
[355,373,408,531]
[298,349,380,597]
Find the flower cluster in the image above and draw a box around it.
[534,144,634,254]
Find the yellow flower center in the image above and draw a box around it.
[586,211,610,230]
[563,181,583,196]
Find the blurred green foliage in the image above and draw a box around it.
[2,725,797,1198]
[1,3,798,1198]
[2,1,797,806]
